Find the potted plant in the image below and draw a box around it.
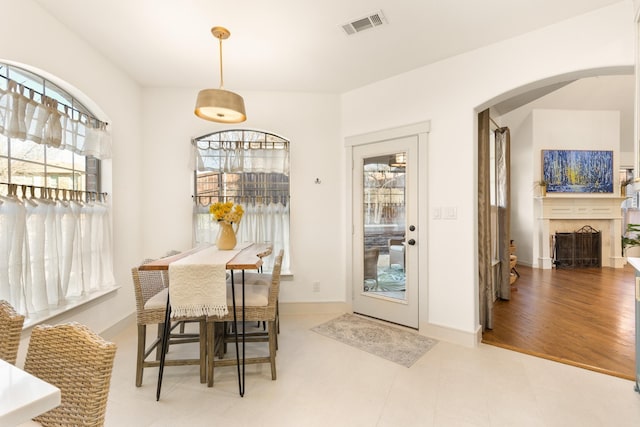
[622,223,640,256]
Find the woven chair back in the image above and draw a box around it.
[0,299,24,365]
[24,322,117,427]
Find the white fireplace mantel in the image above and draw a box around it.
[536,196,626,269]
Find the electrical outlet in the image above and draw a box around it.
[312,281,320,292]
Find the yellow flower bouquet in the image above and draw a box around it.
[209,201,244,225]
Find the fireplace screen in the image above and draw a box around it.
[553,225,601,268]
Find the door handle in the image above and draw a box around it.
[407,239,416,246]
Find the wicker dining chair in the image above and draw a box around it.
[206,249,284,387]
[23,322,117,427]
[131,259,207,387]
[0,299,25,365]
[227,255,282,346]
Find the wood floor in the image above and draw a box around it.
[482,263,636,380]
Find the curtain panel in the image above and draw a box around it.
[193,202,290,273]
[0,190,115,317]
[196,143,289,175]
[0,79,112,159]
[495,128,511,301]
[478,109,493,331]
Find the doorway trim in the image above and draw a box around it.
[345,121,430,326]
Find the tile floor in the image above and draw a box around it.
[103,312,640,427]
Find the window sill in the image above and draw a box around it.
[281,272,294,280]
[22,286,120,330]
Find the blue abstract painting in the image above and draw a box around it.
[542,150,613,193]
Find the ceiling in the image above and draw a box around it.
[33,0,623,93]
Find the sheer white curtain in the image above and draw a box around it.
[0,187,115,317]
[193,201,290,272]
[0,77,112,159]
[0,195,26,312]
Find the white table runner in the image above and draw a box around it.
[168,244,250,318]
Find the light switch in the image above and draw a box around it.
[444,207,457,220]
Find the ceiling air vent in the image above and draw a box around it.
[341,10,387,36]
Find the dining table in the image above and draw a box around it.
[139,242,272,399]
[0,358,61,426]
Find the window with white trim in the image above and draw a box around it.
[0,63,114,322]
[0,64,103,195]
[193,129,290,273]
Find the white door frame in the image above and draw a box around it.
[345,121,430,327]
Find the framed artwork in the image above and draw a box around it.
[542,149,613,193]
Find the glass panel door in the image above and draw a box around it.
[353,136,419,328]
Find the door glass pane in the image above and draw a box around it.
[362,152,406,300]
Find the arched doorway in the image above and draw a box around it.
[477,68,635,378]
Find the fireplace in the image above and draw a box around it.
[553,225,601,268]
[535,196,625,269]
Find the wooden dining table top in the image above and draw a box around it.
[138,243,273,271]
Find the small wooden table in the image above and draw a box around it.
[139,243,272,398]
[0,359,61,425]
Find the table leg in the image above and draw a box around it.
[156,293,172,401]
[230,270,245,397]
[242,269,246,395]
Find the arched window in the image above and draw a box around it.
[0,63,114,321]
[0,63,110,195]
[193,129,290,272]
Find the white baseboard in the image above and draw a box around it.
[419,321,481,348]
[101,312,136,341]
[280,301,349,315]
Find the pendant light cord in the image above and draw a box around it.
[218,36,225,89]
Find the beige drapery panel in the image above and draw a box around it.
[478,109,511,331]
[495,127,511,301]
[478,109,492,330]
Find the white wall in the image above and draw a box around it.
[341,1,634,340]
[510,115,534,266]
[0,0,635,349]
[531,109,621,267]
[0,0,143,336]
[141,89,345,303]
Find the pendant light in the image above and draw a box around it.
[195,26,246,123]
